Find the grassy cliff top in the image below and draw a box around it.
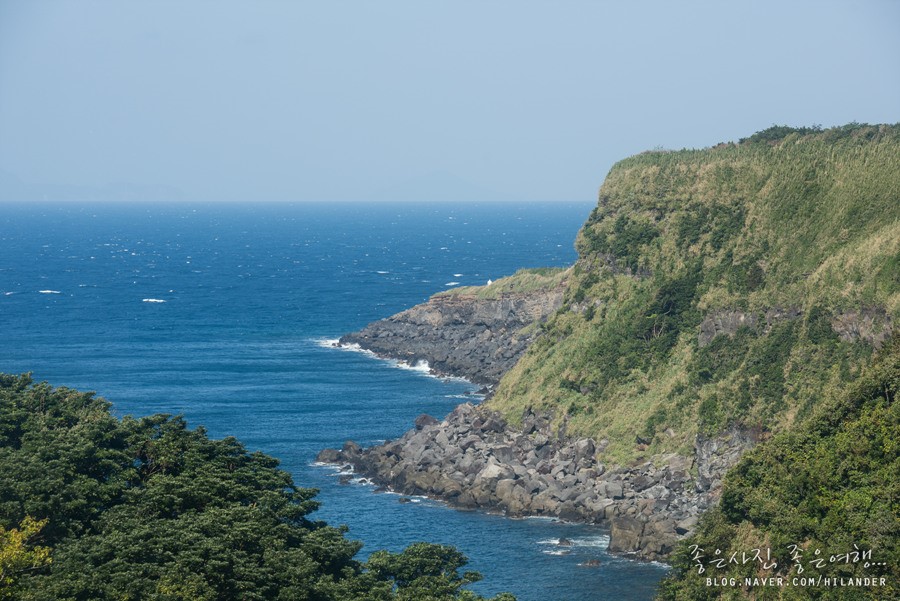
[580,123,900,314]
[434,267,570,300]
[489,123,900,463]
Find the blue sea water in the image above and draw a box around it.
[0,202,667,601]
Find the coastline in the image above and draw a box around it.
[314,338,747,562]
[313,272,755,562]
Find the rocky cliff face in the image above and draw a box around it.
[339,283,566,385]
[318,404,756,561]
[322,125,900,564]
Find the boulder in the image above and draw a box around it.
[414,414,439,430]
[341,440,362,458]
[573,438,596,464]
[315,448,342,463]
[608,516,644,554]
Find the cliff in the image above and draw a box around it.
[492,123,899,464]
[322,124,900,562]
[658,340,899,599]
[339,267,568,385]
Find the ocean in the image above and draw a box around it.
[0,201,667,601]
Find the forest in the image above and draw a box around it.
[0,373,514,601]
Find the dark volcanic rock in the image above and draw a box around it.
[414,414,439,430]
[315,448,342,463]
[314,272,765,562]
[338,284,565,385]
[316,403,739,562]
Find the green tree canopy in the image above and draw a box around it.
[0,374,514,601]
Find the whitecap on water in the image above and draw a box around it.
[142,298,166,303]
[39,290,61,294]
[445,282,460,286]
[537,536,610,549]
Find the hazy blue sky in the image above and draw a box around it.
[1,1,898,202]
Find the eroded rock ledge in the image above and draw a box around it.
[338,285,565,385]
[318,404,756,561]
[698,305,893,348]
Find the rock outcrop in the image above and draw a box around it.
[831,307,894,348]
[698,307,803,347]
[698,306,893,348]
[318,404,750,561]
[339,284,565,385]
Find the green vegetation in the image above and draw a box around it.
[0,518,51,601]
[657,338,899,600]
[436,267,569,300]
[488,123,900,463]
[0,374,514,601]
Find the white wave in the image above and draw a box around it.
[537,538,567,545]
[376,270,389,274]
[312,338,342,349]
[4,291,14,296]
[39,290,61,294]
[445,281,460,286]
[537,535,609,549]
[312,338,476,383]
[453,273,463,277]
[142,298,166,303]
[542,549,572,556]
[396,359,431,373]
[323,339,379,358]
[570,536,610,548]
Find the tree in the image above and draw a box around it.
[0,516,51,600]
[0,374,515,600]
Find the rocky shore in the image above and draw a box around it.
[338,282,565,385]
[318,403,756,561]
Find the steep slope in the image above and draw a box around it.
[657,339,899,600]
[490,123,899,464]
[323,123,900,561]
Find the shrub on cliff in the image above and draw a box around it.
[0,374,514,601]
[490,123,900,463]
[656,338,899,600]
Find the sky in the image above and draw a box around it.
[0,0,898,203]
